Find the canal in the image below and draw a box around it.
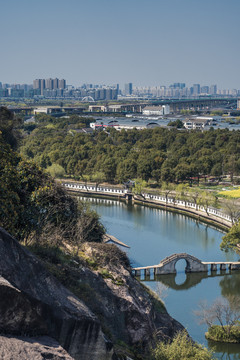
[80,196,240,359]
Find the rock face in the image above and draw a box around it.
[0,227,183,359]
[80,243,184,353]
[0,335,74,360]
[0,227,112,360]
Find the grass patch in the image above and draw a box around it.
[218,188,240,198]
[99,269,125,286]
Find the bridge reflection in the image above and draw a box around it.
[139,271,237,291]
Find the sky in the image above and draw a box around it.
[1,0,240,89]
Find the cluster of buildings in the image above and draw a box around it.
[0,79,240,101]
[131,83,240,98]
[89,115,220,132]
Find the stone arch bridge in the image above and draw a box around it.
[133,253,240,277]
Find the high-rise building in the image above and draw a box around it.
[171,83,186,89]
[46,78,53,89]
[193,84,200,96]
[53,78,59,90]
[125,83,133,95]
[33,79,41,90]
[201,86,209,94]
[33,79,45,95]
[210,85,217,95]
[40,79,45,95]
[59,79,66,89]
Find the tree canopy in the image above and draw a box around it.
[20,114,240,185]
[0,108,105,245]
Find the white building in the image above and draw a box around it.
[142,105,170,116]
[33,106,61,114]
[183,119,209,130]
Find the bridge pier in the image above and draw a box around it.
[135,270,141,277]
[211,264,217,271]
[230,264,240,270]
[220,264,226,271]
[144,268,151,277]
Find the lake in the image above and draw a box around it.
[80,196,240,359]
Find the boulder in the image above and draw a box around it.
[0,335,74,360]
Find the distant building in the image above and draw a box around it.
[193,84,200,96]
[46,78,53,89]
[125,83,133,95]
[53,78,59,89]
[182,117,216,130]
[210,85,217,95]
[88,105,108,112]
[33,79,41,90]
[33,79,45,95]
[237,98,240,110]
[33,78,66,94]
[142,105,170,116]
[33,106,62,114]
[59,79,66,89]
[201,86,209,94]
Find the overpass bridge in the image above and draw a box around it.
[132,253,240,277]
[151,97,237,112]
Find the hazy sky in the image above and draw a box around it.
[1,0,240,89]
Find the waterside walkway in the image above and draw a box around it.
[62,181,233,229]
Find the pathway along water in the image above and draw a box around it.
[78,196,240,360]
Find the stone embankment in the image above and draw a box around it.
[62,181,232,229]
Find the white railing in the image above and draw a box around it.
[63,182,128,196]
[142,193,232,223]
[63,182,232,224]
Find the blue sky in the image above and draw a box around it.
[1,0,240,89]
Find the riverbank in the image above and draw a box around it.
[61,180,232,232]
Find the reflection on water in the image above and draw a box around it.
[208,340,240,360]
[79,196,240,359]
[140,270,240,291]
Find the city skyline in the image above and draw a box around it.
[1,0,240,89]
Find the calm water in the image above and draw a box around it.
[80,196,240,359]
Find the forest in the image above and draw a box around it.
[20,113,240,185]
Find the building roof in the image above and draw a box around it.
[143,106,163,111]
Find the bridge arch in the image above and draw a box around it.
[174,257,191,274]
[156,253,208,275]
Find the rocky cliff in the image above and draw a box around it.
[0,227,183,359]
[0,227,112,360]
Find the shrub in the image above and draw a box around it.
[152,330,214,360]
[206,325,240,343]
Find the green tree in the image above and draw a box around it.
[220,222,240,251]
[198,191,217,215]
[46,163,66,178]
[161,182,176,203]
[91,171,106,188]
[222,198,240,225]
[0,106,22,148]
[132,178,147,195]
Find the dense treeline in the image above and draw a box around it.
[21,114,240,184]
[0,108,105,245]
